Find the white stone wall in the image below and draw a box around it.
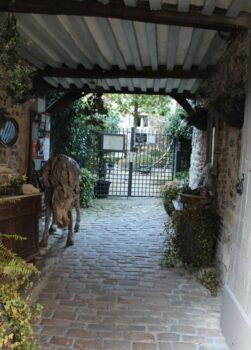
[189,128,207,189]
[221,44,251,350]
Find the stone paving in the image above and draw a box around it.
[33,198,229,350]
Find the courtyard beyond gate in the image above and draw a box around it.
[84,128,174,197]
[35,198,229,350]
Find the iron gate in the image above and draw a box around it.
[84,128,174,197]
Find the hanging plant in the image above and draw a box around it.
[0,13,37,103]
[84,90,108,116]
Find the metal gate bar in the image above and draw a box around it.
[84,128,174,197]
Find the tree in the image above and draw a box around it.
[104,94,171,126]
[163,106,192,142]
[49,92,120,165]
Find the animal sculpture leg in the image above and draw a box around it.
[49,214,57,234]
[74,195,80,232]
[66,210,74,247]
[39,206,52,248]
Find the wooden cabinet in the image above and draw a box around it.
[0,194,41,261]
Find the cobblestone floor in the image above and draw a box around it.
[34,198,229,350]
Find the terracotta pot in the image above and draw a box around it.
[179,193,211,205]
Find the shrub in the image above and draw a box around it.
[79,168,97,208]
[0,233,42,349]
[162,182,180,216]
[172,204,220,267]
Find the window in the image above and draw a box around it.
[143,116,148,127]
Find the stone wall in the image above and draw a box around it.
[215,120,242,281]
[0,93,37,175]
[189,128,207,189]
[220,41,251,349]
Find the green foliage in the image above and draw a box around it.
[0,175,26,196]
[0,233,42,349]
[163,107,192,141]
[175,170,189,183]
[161,182,180,216]
[79,168,97,208]
[104,94,171,118]
[172,204,220,267]
[49,92,119,166]
[179,184,201,195]
[160,221,179,268]
[0,16,36,103]
[197,268,219,296]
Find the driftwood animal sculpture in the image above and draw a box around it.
[39,154,80,248]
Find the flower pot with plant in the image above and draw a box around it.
[179,185,212,206]
[172,204,220,267]
[0,233,42,349]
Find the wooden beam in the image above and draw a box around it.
[46,91,85,114]
[43,84,195,99]
[172,96,195,115]
[0,0,250,31]
[41,65,213,80]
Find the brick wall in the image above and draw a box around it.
[189,128,207,189]
[0,93,37,175]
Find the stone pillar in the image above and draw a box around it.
[189,128,207,189]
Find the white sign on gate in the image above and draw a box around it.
[102,133,125,152]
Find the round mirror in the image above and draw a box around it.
[0,118,18,147]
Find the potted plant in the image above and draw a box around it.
[179,185,212,206]
[172,204,220,267]
[0,233,42,349]
[162,181,180,216]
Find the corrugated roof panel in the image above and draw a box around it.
[193,30,216,66]
[166,26,179,70]
[100,79,110,90]
[84,17,124,68]
[134,22,151,67]
[202,0,217,15]
[96,17,127,69]
[141,80,147,92]
[132,78,140,88]
[57,78,70,89]
[17,14,68,66]
[165,78,180,92]
[178,78,199,92]
[44,77,59,88]
[109,19,134,67]
[185,78,197,91]
[226,0,246,18]
[183,28,204,70]
[149,0,163,10]
[159,79,167,89]
[176,27,193,66]
[147,79,155,89]
[19,47,45,69]
[124,0,138,6]
[156,24,169,66]
[33,14,93,68]
[58,16,110,69]
[146,23,158,70]
[199,32,229,68]
[178,0,190,12]
[154,79,160,92]
[191,79,203,93]
[121,20,143,69]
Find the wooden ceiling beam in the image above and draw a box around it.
[0,0,250,31]
[46,91,85,114]
[41,65,213,80]
[40,83,195,99]
[172,95,195,115]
